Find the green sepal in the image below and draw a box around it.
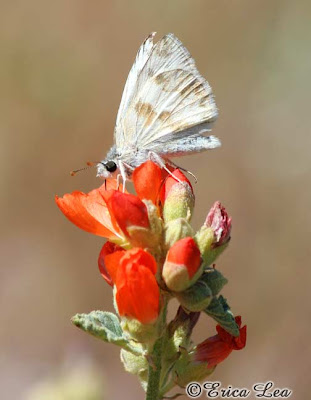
[175,277,213,312]
[72,311,142,354]
[174,355,215,387]
[204,296,240,337]
[203,242,229,266]
[201,268,228,296]
[120,317,159,347]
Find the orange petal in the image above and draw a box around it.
[103,191,149,236]
[104,250,126,284]
[116,264,159,324]
[98,242,125,285]
[132,161,163,203]
[120,247,157,275]
[55,182,121,239]
[115,248,159,323]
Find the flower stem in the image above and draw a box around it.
[146,299,168,400]
[146,335,164,400]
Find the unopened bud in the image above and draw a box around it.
[195,202,232,265]
[162,237,202,292]
[164,218,194,250]
[160,170,194,223]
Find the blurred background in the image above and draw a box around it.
[1,0,310,398]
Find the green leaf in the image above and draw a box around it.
[175,278,212,312]
[204,296,240,337]
[72,310,128,346]
[201,268,228,296]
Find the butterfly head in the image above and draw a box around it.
[96,160,118,178]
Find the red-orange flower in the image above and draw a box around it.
[55,162,190,241]
[194,316,247,367]
[56,176,150,241]
[55,179,123,240]
[105,248,160,324]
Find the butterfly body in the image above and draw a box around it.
[97,33,220,182]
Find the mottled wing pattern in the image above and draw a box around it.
[114,32,155,148]
[114,33,219,153]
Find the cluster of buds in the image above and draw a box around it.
[56,161,246,397]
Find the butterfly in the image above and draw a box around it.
[96,32,220,186]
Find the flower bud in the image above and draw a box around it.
[174,356,215,386]
[162,237,202,292]
[196,202,232,265]
[206,201,232,246]
[164,218,194,250]
[160,169,194,223]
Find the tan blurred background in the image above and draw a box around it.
[1,0,310,398]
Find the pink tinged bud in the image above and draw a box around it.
[162,237,202,292]
[205,201,232,247]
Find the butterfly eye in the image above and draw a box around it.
[105,161,117,173]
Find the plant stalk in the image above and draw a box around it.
[146,335,165,400]
[146,298,169,400]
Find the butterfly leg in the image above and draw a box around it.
[123,162,135,172]
[166,160,198,183]
[116,174,122,191]
[148,151,185,184]
[118,162,127,193]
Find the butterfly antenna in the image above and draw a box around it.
[70,161,99,176]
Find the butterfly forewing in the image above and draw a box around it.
[114,32,155,149]
[114,33,219,155]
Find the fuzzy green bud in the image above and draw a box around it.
[164,218,194,249]
[160,169,194,223]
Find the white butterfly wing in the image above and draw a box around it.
[114,33,219,154]
[114,32,155,149]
